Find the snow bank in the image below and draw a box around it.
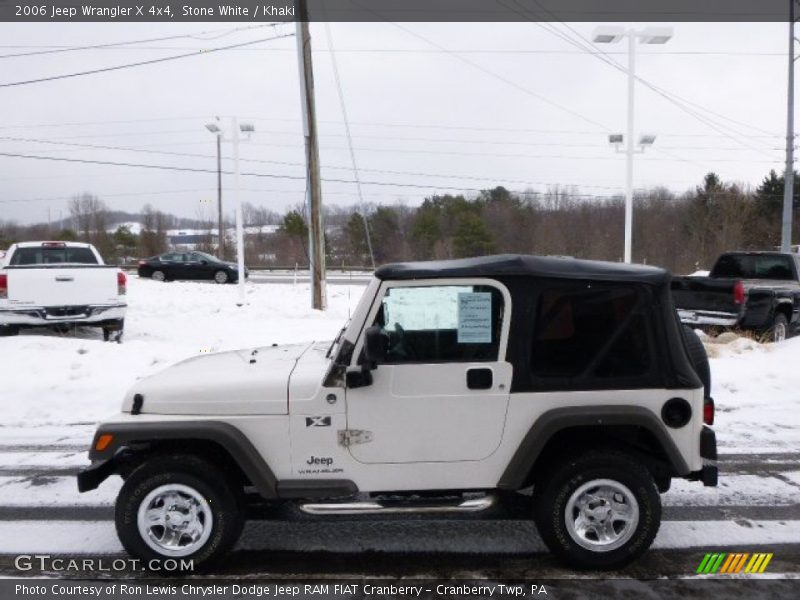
[710,336,800,452]
[0,277,364,427]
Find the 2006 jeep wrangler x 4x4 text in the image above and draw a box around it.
[78,255,717,570]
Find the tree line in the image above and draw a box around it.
[1,170,798,274]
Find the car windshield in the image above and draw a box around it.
[194,252,220,262]
[10,246,98,265]
[711,254,795,280]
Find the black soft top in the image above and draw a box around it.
[375,254,669,285]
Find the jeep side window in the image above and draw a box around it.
[531,284,650,380]
[372,284,504,363]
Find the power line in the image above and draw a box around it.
[0,149,783,205]
[0,114,782,139]
[0,32,295,88]
[324,21,375,267]
[504,0,779,154]
[0,44,787,56]
[384,21,611,131]
[0,135,782,169]
[0,135,665,189]
[0,24,282,60]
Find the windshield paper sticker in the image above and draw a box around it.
[458,292,492,343]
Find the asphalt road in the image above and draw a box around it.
[0,447,798,591]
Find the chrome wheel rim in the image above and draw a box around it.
[774,322,786,342]
[214,271,228,284]
[152,271,165,282]
[564,479,639,552]
[137,484,213,557]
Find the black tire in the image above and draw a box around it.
[151,270,166,282]
[213,270,229,284]
[102,319,124,343]
[765,313,789,343]
[0,325,20,337]
[115,455,243,570]
[533,450,661,570]
[681,325,711,398]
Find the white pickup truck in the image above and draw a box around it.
[0,241,127,341]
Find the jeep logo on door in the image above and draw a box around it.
[306,416,332,427]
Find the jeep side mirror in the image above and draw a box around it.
[200,260,208,265]
[345,368,373,388]
[363,326,388,366]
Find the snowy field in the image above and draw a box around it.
[0,277,799,565]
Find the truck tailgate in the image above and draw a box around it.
[671,276,739,313]
[5,266,121,307]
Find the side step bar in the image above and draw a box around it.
[298,494,497,516]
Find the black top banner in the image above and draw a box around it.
[0,0,794,23]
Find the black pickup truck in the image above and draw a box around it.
[671,251,800,342]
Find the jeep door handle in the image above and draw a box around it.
[466,367,493,390]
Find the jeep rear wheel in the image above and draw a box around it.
[115,455,243,570]
[533,450,661,570]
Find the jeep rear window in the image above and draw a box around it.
[531,284,650,379]
[373,284,504,363]
[9,246,98,265]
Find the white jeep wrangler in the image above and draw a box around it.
[78,255,717,570]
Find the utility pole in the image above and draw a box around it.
[782,0,797,252]
[216,125,224,258]
[296,0,327,310]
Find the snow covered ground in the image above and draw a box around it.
[1,277,363,428]
[0,276,799,562]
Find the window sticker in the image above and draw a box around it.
[458,292,492,343]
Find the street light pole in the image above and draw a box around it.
[593,26,673,263]
[216,129,224,258]
[205,119,253,306]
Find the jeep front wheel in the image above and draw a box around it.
[533,450,661,570]
[115,455,243,570]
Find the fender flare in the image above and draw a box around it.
[497,405,691,490]
[84,421,278,498]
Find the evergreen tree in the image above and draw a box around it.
[453,213,495,257]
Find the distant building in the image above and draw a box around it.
[168,231,217,250]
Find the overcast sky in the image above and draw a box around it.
[0,21,791,225]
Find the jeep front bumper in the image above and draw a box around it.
[76,458,118,493]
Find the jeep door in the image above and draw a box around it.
[345,279,512,464]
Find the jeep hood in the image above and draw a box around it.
[121,342,314,415]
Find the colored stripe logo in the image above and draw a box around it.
[696,552,773,574]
